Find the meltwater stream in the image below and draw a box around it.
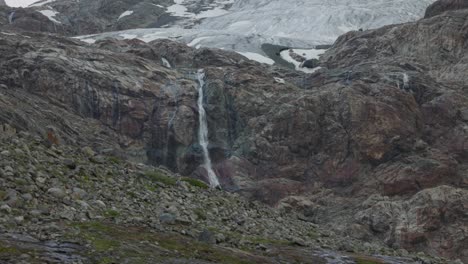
[196,69,220,188]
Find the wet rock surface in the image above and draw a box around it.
[0,1,467,263]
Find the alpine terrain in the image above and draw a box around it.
[0,0,467,263]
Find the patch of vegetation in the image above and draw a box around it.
[181,177,209,189]
[144,170,176,186]
[194,208,207,220]
[69,221,261,264]
[306,230,318,239]
[108,156,122,164]
[0,245,22,255]
[13,178,28,186]
[353,256,385,264]
[248,236,290,246]
[104,209,120,218]
[97,257,115,264]
[143,183,157,192]
[158,236,252,264]
[89,237,120,251]
[0,190,7,200]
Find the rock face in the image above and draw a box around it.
[425,0,468,18]
[0,0,6,7]
[0,2,467,263]
[0,6,72,35]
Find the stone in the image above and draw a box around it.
[198,229,216,244]
[81,147,95,157]
[71,188,87,200]
[0,204,11,213]
[301,58,319,69]
[21,193,33,201]
[159,213,176,225]
[47,188,66,199]
[64,159,77,170]
[14,216,24,223]
[93,200,106,208]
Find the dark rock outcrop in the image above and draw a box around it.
[0,6,73,34]
[425,0,468,18]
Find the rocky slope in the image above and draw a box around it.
[1,125,443,263]
[0,0,467,263]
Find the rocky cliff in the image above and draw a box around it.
[425,0,468,17]
[0,0,467,262]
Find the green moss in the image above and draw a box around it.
[69,221,261,264]
[143,184,157,192]
[97,257,115,264]
[91,238,120,251]
[353,256,385,264]
[248,237,290,246]
[306,230,318,239]
[194,208,207,220]
[181,177,209,189]
[158,236,251,264]
[144,170,177,186]
[0,190,7,200]
[0,246,22,255]
[108,156,122,164]
[13,178,28,186]
[72,221,113,233]
[104,209,120,218]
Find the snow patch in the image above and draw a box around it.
[280,48,325,73]
[237,51,274,65]
[29,0,57,7]
[161,57,172,68]
[188,36,211,48]
[1,32,17,36]
[274,77,285,84]
[38,9,61,24]
[119,33,138,39]
[118,10,134,20]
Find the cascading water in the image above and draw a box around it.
[8,11,15,24]
[196,69,220,188]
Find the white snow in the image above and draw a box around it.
[28,0,56,7]
[76,0,436,71]
[118,10,134,20]
[402,73,410,89]
[1,32,17,36]
[280,48,326,73]
[161,57,172,68]
[167,0,191,17]
[188,36,211,48]
[119,33,138,39]
[274,77,286,84]
[196,8,229,19]
[38,9,61,24]
[237,51,274,65]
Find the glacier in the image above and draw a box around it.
[77,0,436,66]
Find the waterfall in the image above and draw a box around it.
[196,69,220,188]
[8,11,15,24]
[402,73,410,90]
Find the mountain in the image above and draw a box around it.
[0,0,467,263]
[3,0,435,64]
